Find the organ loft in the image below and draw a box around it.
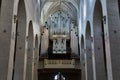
[0,0,120,80]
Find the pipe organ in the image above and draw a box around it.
[41,11,79,58]
[46,12,71,54]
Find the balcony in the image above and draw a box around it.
[44,59,75,68]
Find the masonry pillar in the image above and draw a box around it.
[80,36,86,80]
[0,0,15,80]
[106,0,120,80]
[33,35,39,80]
[26,21,34,80]
[85,22,93,80]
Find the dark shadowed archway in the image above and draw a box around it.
[85,21,93,80]
[35,35,39,62]
[13,0,27,80]
[93,1,107,80]
[80,35,86,80]
[34,35,39,80]
[26,21,34,80]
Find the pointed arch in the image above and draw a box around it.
[93,0,107,80]
[85,21,93,80]
[81,35,84,50]
[26,21,34,80]
[35,34,39,61]
[13,0,27,80]
[34,34,39,80]
[86,21,91,40]
[80,35,86,80]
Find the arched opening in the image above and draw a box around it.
[118,0,120,16]
[80,35,86,80]
[81,35,84,59]
[35,35,39,63]
[12,18,18,80]
[26,21,34,80]
[34,35,39,80]
[13,0,27,80]
[93,1,107,80]
[85,21,93,80]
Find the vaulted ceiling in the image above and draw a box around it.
[40,0,80,26]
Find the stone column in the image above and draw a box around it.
[106,0,120,80]
[26,41,34,80]
[33,36,39,80]
[0,0,15,80]
[80,36,86,80]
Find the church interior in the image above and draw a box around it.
[0,0,120,80]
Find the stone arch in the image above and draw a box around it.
[85,21,93,80]
[81,35,84,53]
[34,34,39,80]
[13,0,27,80]
[93,0,107,80]
[80,35,86,80]
[81,35,85,63]
[81,35,85,64]
[26,21,34,80]
[35,35,39,62]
